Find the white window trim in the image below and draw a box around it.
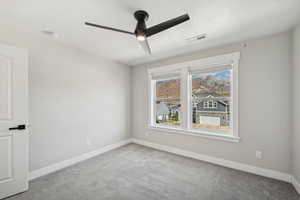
[148,52,240,143]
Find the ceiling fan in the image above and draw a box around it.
[85,10,190,54]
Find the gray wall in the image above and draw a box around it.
[293,24,300,181]
[0,25,131,171]
[131,32,293,173]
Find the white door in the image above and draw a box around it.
[0,44,28,199]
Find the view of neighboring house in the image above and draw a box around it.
[155,70,231,131]
[156,100,181,124]
[192,93,230,127]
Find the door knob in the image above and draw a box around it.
[9,124,26,131]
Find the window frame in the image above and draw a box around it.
[189,66,234,136]
[148,52,240,143]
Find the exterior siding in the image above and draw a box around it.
[192,94,230,126]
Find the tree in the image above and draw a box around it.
[174,111,179,121]
[168,110,172,122]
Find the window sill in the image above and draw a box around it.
[147,125,240,143]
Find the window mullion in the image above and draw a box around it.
[148,74,155,127]
[187,70,192,130]
[180,68,189,130]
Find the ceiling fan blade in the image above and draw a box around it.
[138,38,151,54]
[85,22,134,35]
[146,14,190,37]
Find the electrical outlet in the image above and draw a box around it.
[256,151,262,159]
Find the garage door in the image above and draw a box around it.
[200,116,220,126]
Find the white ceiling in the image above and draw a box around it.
[1,0,300,66]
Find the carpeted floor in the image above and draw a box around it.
[5,144,300,200]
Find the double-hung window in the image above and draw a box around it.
[148,53,240,142]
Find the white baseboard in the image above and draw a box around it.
[131,138,291,183]
[292,176,300,195]
[29,139,131,180]
[29,138,299,194]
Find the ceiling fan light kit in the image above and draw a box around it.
[136,34,146,41]
[85,10,190,54]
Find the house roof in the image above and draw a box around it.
[193,92,220,98]
[193,93,229,104]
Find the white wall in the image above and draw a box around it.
[0,25,131,171]
[0,24,295,177]
[131,32,293,173]
[293,24,300,182]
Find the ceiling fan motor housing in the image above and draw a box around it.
[134,10,149,35]
[134,10,149,21]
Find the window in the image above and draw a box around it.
[154,76,181,128]
[203,100,218,109]
[148,53,240,142]
[213,101,217,108]
[192,68,232,134]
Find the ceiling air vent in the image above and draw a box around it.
[186,34,206,43]
[42,30,59,38]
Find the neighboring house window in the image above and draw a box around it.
[204,100,217,109]
[209,101,213,108]
[204,101,208,108]
[214,101,217,108]
[148,53,240,142]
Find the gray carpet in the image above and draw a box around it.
[6,144,300,200]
